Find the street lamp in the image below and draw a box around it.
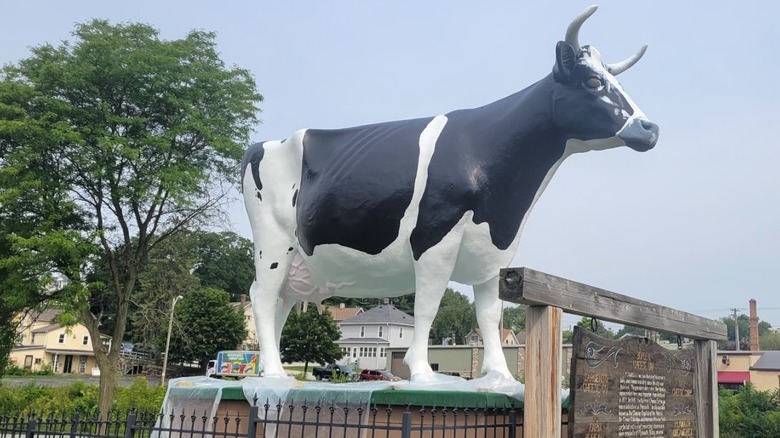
[161,295,184,386]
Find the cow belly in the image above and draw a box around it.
[299,241,417,298]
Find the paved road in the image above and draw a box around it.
[1,374,153,388]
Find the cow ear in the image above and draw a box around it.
[553,41,577,83]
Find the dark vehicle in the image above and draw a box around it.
[359,369,400,382]
[312,364,357,381]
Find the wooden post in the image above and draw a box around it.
[694,339,719,438]
[525,305,562,438]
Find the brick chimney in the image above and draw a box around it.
[749,299,760,351]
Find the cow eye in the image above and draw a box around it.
[585,77,603,89]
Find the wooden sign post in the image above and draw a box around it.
[499,267,727,438]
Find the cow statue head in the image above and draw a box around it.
[551,5,659,153]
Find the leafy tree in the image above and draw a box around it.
[0,20,261,414]
[431,288,476,345]
[760,332,780,351]
[130,233,200,346]
[192,231,254,300]
[615,325,646,338]
[575,317,616,339]
[502,305,526,333]
[280,307,343,375]
[0,80,94,374]
[720,314,773,350]
[166,288,247,367]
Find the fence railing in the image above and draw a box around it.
[0,401,519,438]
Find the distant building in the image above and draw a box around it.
[718,350,780,392]
[230,294,258,350]
[464,328,522,346]
[325,303,364,323]
[10,308,110,374]
[337,302,414,370]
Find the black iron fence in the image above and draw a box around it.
[0,401,518,438]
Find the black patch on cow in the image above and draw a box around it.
[296,117,432,256]
[270,262,278,269]
[255,189,262,201]
[291,189,298,207]
[287,247,294,252]
[411,77,568,260]
[241,142,266,193]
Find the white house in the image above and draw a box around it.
[337,302,414,370]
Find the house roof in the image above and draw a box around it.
[325,305,364,322]
[32,323,62,334]
[337,337,389,345]
[29,308,61,323]
[751,351,780,371]
[340,304,414,326]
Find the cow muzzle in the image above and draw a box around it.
[618,118,659,152]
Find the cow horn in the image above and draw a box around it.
[606,44,648,75]
[565,5,598,49]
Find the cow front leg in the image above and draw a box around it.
[473,276,513,379]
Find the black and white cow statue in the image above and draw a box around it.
[242,5,658,380]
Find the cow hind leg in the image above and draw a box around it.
[473,276,513,379]
[249,223,296,378]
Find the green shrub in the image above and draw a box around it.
[0,377,164,414]
[719,384,780,437]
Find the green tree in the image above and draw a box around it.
[431,288,476,345]
[576,317,616,339]
[192,231,254,300]
[0,20,261,413]
[0,81,94,375]
[166,288,247,367]
[721,314,773,350]
[280,307,343,375]
[760,332,780,351]
[502,305,526,333]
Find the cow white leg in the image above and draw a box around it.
[249,222,297,378]
[406,243,459,380]
[473,276,513,379]
[274,298,297,349]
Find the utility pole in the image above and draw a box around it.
[731,308,741,351]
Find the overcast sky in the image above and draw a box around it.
[3,2,779,332]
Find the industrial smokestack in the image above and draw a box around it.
[749,299,760,351]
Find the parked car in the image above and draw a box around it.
[359,369,400,382]
[312,364,357,381]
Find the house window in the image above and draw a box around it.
[82,336,89,345]
[399,327,404,339]
[34,358,42,365]
[380,348,386,358]
[79,356,87,373]
[53,355,60,373]
[352,348,357,358]
[17,334,24,344]
[58,333,65,344]
[360,326,365,338]
[378,326,383,338]
[31,334,36,344]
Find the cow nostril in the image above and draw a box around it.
[640,119,658,134]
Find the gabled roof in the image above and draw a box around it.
[29,308,61,323]
[340,304,414,326]
[751,351,780,371]
[325,305,364,322]
[32,323,62,334]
